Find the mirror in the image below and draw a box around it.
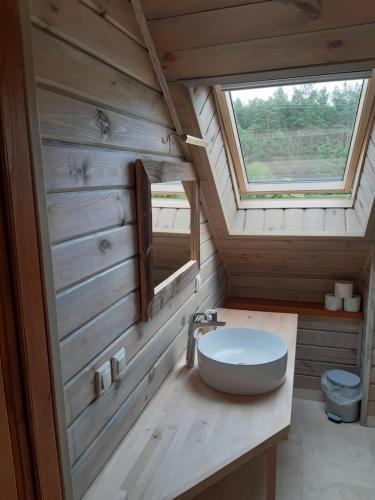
[151,182,191,287]
[134,159,200,321]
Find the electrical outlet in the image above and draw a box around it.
[111,347,126,381]
[195,273,202,292]
[95,361,111,396]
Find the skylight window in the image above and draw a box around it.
[216,73,375,200]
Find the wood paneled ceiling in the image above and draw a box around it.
[141,0,375,83]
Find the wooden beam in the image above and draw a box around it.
[142,159,196,183]
[131,0,185,138]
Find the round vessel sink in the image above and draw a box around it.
[197,327,288,395]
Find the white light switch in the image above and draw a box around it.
[95,361,111,396]
[111,347,126,381]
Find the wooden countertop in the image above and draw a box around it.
[85,308,298,500]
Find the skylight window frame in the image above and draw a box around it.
[215,72,375,200]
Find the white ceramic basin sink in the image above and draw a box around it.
[197,327,288,395]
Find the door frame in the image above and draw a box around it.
[1,1,63,498]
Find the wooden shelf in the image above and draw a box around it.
[224,297,363,320]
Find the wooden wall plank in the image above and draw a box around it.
[285,209,304,232]
[297,329,358,349]
[47,189,135,243]
[81,0,144,45]
[244,210,265,232]
[37,88,182,156]
[153,247,190,269]
[60,291,139,383]
[52,224,137,291]
[43,144,134,192]
[223,249,365,267]
[219,237,369,252]
[369,402,375,416]
[298,316,362,333]
[230,275,335,293]
[32,27,172,127]
[200,221,212,244]
[153,233,190,248]
[201,237,217,264]
[294,374,322,391]
[296,345,357,364]
[226,263,363,278]
[304,208,324,232]
[295,359,357,377]
[192,86,210,115]
[325,209,345,232]
[230,286,327,303]
[231,275,335,303]
[231,211,245,232]
[264,210,284,232]
[30,0,160,89]
[56,258,139,339]
[345,208,364,233]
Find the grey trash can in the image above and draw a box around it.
[321,369,362,423]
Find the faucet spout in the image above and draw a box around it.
[186,309,226,368]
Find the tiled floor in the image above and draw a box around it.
[277,397,375,500]
[196,397,375,500]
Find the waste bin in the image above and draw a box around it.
[321,369,362,423]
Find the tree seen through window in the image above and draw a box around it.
[230,80,364,184]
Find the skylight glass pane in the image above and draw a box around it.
[230,80,364,185]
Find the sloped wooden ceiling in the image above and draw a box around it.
[137,0,375,307]
[142,0,375,84]
[140,0,375,238]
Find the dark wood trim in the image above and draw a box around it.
[135,159,155,321]
[0,355,19,500]
[0,1,63,498]
[0,190,35,499]
[224,297,363,320]
[135,159,201,321]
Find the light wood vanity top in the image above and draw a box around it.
[85,308,298,500]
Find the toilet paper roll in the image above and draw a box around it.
[334,281,353,299]
[325,293,343,311]
[344,295,361,312]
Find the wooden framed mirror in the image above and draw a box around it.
[134,159,200,321]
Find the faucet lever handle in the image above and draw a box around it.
[204,309,218,322]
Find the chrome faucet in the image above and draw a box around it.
[186,309,226,368]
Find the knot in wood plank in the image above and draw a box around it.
[327,39,343,49]
[96,109,111,139]
[99,239,111,252]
